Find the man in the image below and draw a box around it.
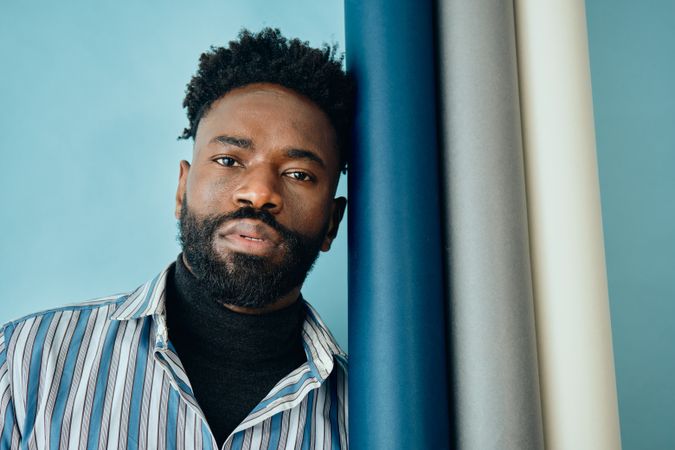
[0,28,352,449]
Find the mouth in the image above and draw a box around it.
[216,219,281,256]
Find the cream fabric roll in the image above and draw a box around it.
[514,1,622,449]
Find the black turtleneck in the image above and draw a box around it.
[165,255,307,446]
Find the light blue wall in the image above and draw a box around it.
[0,1,348,349]
[586,1,675,448]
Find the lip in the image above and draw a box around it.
[216,219,281,255]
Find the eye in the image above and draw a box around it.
[285,171,314,182]
[215,156,241,167]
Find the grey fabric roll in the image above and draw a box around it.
[437,2,545,449]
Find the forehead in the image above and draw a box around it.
[194,83,339,167]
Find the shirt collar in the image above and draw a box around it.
[301,301,346,380]
[109,263,171,321]
[110,262,347,377]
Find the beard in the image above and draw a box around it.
[178,198,327,309]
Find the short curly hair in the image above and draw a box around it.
[181,28,354,172]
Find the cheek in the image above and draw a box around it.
[283,189,334,234]
[186,170,238,214]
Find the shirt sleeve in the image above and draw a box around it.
[0,324,21,449]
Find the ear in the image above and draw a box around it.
[321,196,347,252]
[175,160,191,219]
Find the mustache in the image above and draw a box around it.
[211,207,288,236]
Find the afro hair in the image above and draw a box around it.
[180,28,354,172]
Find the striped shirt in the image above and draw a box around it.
[0,264,348,449]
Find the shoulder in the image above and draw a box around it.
[0,287,155,441]
[2,292,128,329]
[0,292,131,356]
[0,262,174,350]
[3,294,125,325]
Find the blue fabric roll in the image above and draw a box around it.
[345,1,451,449]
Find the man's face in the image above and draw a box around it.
[175,83,345,309]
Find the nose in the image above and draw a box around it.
[233,166,283,212]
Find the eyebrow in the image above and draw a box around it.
[213,135,252,148]
[286,149,326,168]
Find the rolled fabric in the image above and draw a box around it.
[514,1,622,448]
[344,0,451,449]
[437,1,544,449]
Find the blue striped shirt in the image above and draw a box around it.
[0,264,348,449]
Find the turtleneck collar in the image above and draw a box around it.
[165,254,306,366]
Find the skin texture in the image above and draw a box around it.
[175,82,346,314]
